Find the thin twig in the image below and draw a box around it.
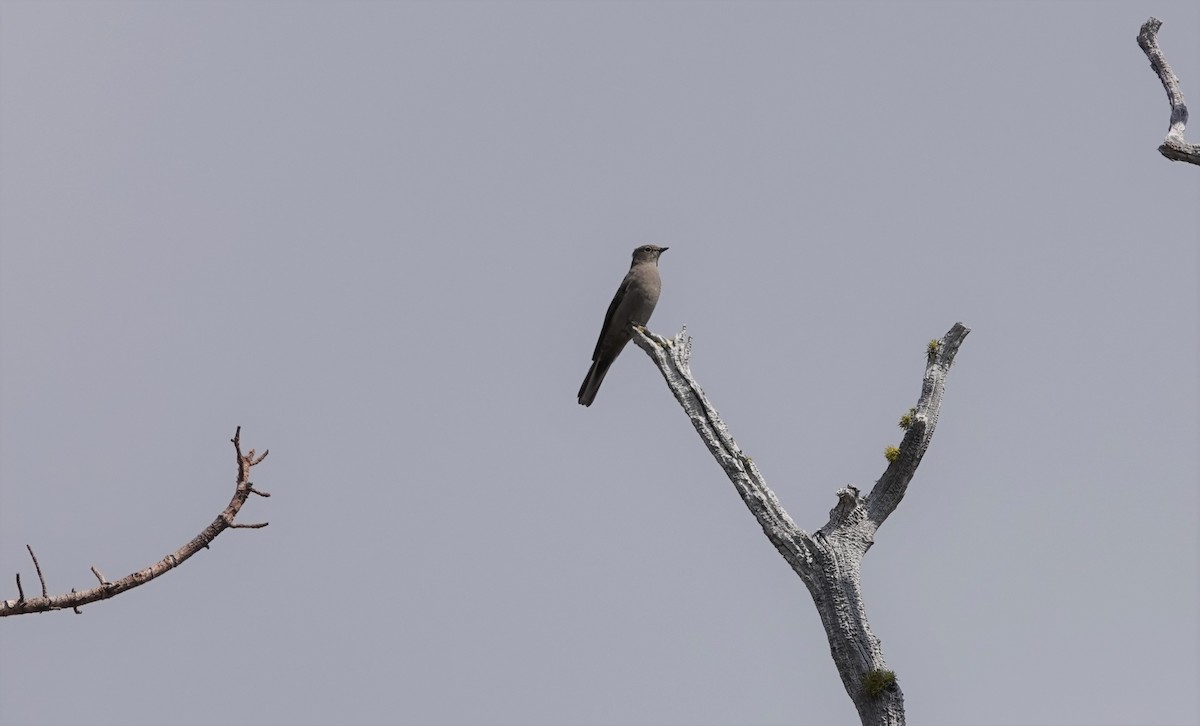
[25,545,48,598]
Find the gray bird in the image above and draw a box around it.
[578,245,668,407]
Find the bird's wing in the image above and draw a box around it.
[592,276,631,361]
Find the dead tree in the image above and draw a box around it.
[1137,17,1200,165]
[1,427,269,617]
[631,323,970,726]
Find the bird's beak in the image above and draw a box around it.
[660,247,669,253]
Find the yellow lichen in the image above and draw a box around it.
[863,669,897,698]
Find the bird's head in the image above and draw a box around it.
[632,244,668,265]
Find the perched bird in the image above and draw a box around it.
[578,245,668,407]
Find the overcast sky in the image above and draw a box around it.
[1,2,1197,725]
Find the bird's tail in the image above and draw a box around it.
[577,359,613,407]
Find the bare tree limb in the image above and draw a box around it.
[630,326,815,570]
[632,323,970,726]
[864,324,969,527]
[1,427,270,617]
[1137,18,1200,165]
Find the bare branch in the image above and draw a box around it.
[1,427,270,617]
[1137,18,1200,165]
[25,544,47,598]
[865,323,970,527]
[630,326,815,576]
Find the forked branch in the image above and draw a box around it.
[1,427,270,617]
[632,323,970,726]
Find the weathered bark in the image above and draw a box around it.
[1137,18,1200,165]
[631,323,969,725]
[1,427,269,617]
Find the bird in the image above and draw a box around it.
[578,244,668,407]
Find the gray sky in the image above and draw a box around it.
[1,2,1197,725]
